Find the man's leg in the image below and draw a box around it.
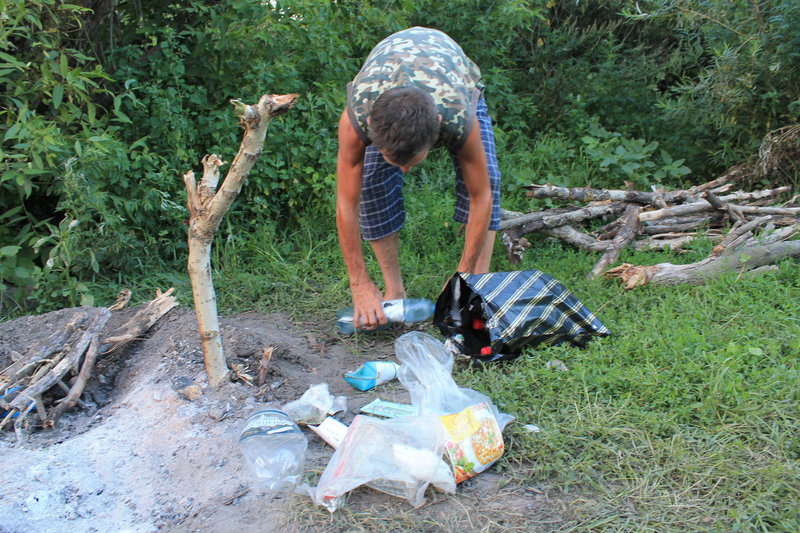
[476,231,496,273]
[369,232,406,300]
[360,145,407,300]
[452,97,502,272]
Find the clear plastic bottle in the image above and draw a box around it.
[239,406,308,491]
[336,298,435,334]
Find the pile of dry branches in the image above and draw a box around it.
[0,289,177,440]
[501,166,800,288]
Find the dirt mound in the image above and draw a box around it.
[0,305,567,532]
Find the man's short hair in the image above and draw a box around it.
[368,86,439,166]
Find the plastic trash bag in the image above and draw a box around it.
[395,332,515,483]
[303,413,453,512]
[434,270,611,362]
[395,332,513,427]
[282,384,347,426]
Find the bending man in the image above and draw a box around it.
[336,27,501,330]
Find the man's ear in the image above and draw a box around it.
[367,116,371,126]
[437,114,442,124]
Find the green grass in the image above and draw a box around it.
[197,168,800,532]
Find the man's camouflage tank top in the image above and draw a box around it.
[346,27,484,151]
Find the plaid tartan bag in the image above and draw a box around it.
[433,270,611,362]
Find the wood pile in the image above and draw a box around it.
[0,289,177,440]
[501,166,800,288]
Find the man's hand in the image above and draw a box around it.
[350,280,388,330]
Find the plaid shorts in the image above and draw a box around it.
[359,96,502,240]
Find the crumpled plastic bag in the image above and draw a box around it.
[282,383,347,425]
[395,332,514,428]
[301,413,453,512]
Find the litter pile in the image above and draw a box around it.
[240,331,514,512]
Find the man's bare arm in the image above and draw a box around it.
[335,110,387,328]
[456,122,493,274]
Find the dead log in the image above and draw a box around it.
[524,183,696,205]
[588,200,642,279]
[633,234,720,252]
[47,335,101,426]
[687,164,752,194]
[638,187,792,222]
[730,205,800,216]
[183,93,298,387]
[640,214,724,234]
[0,310,93,393]
[501,202,625,236]
[101,287,178,353]
[605,223,799,289]
[702,191,743,224]
[540,226,608,252]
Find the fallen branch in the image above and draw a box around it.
[524,183,695,205]
[501,202,625,235]
[2,308,111,434]
[605,223,799,289]
[47,335,101,426]
[589,201,642,279]
[1,310,93,393]
[101,287,178,354]
[1,289,178,436]
[638,187,791,222]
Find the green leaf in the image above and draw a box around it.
[52,83,63,109]
[14,266,32,279]
[3,122,20,141]
[0,246,21,257]
[59,53,69,79]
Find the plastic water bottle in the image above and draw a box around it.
[239,406,308,491]
[336,298,435,334]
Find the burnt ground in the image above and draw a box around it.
[0,304,572,533]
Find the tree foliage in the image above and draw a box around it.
[1,0,798,312]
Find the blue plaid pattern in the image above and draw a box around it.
[434,269,611,362]
[359,97,502,240]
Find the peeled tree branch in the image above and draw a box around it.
[605,221,800,289]
[183,94,298,387]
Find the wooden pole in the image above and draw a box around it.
[183,94,298,387]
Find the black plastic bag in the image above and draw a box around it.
[434,270,611,362]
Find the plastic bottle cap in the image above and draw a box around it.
[480,346,492,355]
[472,318,485,330]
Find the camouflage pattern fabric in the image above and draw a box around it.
[347,27,484,151]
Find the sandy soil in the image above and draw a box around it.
[0,304,568,533]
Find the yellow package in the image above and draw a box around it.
[440,402,504,483]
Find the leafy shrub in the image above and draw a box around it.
[581,120,691,189]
